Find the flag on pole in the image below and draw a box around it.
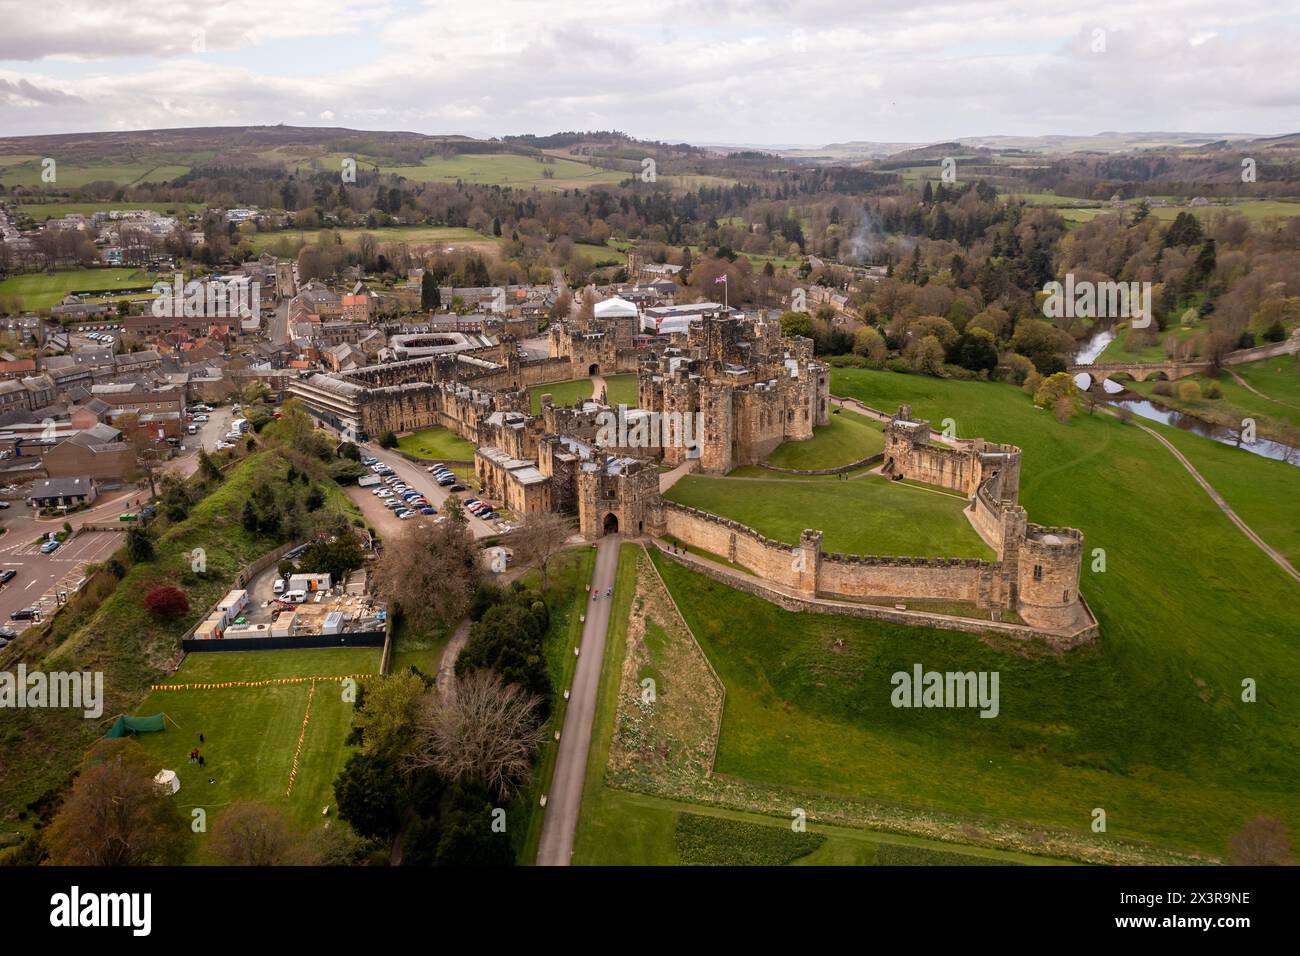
[714,274,728,284]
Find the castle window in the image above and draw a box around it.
[1063,589,1070,602]
[1033,564,1043,581]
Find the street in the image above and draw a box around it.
[536,534,621,866]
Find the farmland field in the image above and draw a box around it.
[379,153,624,190]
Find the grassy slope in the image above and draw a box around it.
[0,453,341,825]
[571,545,1057,865]
[797,368,1300,853]
[604,374,639,408]
[665,473,993,559]
[765,409,884,469]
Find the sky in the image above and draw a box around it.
[1,0,1298,146]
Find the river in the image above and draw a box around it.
[1072,325,1300,466]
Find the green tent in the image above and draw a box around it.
[103,714,167,738]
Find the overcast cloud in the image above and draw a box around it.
[1,0,1297,144]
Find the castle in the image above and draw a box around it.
[288,306,1091,641]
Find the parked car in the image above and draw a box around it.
[398,510,416,519]
[0,569,16,584]
[449,483,467,492]
[40,540,60,554]
[0,500,10,509]
[0,625,16,639]
[273,579,286,595]
[375,490,393,498]
[10,607,37,620]
[419,507,436,515]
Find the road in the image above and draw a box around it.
[0,490,139,631]
[536,534,621,866]
[162,406,234,480]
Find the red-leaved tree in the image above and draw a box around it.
[144,585,189,618]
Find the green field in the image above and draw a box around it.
[530,377,594,414]
[135,648,380,856]
[0,160,194,188]
[1096,319,1206,364]
[809,367,1300,854]
[1052,200,1300,225]
[571,545,1065,865]
[0,267,159,310]
[764,408,884,470]
[379,153,624,189]
[395,426,477,462]
[17,201,204,221]
[665,472,992,559]
[603,373,638,408]
[249,225,497,254]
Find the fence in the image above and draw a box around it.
[182,630,386,653]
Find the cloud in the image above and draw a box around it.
[0,0,1298,142]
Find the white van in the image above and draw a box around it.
[273,579,286,595]
[282,589,307,604]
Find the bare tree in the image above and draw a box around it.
[1228,816,1293,866]
[209,802,316,866]
[44,739,187,866]
[512,512,574,592]
[372,518,484,636]
[406,670,546,799]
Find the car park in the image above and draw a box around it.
[419,507,436,515]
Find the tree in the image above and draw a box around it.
[457,596,552,706]
[333,752,404,840]
[1178,380,1202,402]
[1034,371,1077,415]
[373,519,485,636]
[353,670,427,763]
[198,448,223,482]
[144,585,189,618]
[512,512,572,591]
[44,739,187,866]
[1011,319,1075,376]
[125,525,155,563]
[852,326,887,367]
[420,271,440,311]
[407,669,546,800]
[1228,816,1292,866]
[433,782,514,866]
[379,431,399,449]
[778,311,815,339]
[209,802,316,866]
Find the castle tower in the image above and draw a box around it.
[699,380,734,474]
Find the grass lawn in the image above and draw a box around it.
[530,377,594,414]
[0,268,159,310]
[765,408,884,469]
[395,426,477,462]
[1096,320,1206,364]
[665,473,993,559]
[135,647,379,859]
[603,373,639,408]
[815,367,1300,855]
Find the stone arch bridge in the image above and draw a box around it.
[1068,360,1211,383]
